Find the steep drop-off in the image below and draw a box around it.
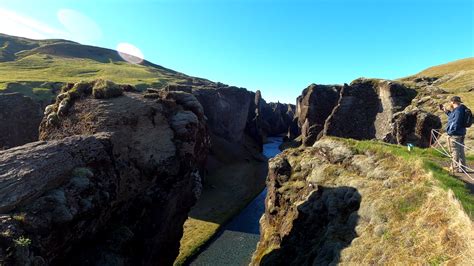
[0,93,43,149]
[0,80,209,265]
[252,138,473,265]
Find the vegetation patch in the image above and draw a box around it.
[92,79,123,99]
[341,138,473,219]
[13,236,31,247]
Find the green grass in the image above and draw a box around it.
[0,54,185,85]
[0,54,188,102]
[341,138,474,219]
[400,57,474,93]
[0,34,193,103]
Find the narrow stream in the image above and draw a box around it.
[189,137,283,266]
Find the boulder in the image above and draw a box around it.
[0,81,209,265]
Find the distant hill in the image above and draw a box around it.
[0,33,212,105]
[400,57,474,93]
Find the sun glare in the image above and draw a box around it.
[116,42,145,64]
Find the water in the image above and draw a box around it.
[189,137,283,266]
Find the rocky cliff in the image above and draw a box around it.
[0,80,209,265]
[252,138,473,265]
[322,79,417,141]
[247,90,297,146]
[296,84,342,146]
[295,79,441,147]
[0,93,43,149]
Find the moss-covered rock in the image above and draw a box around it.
[92,79,123,99]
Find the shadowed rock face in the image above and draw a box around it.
[193,86,253,143]
[251,141,362,265]
[296,84,342,146]
[390,109,442,148]
[322,79,416,141]
[0,82,209,265]
[261,102,296,137]
[296,79,418,146]
[246,90,297,146]
[0,93,43,149]
[251,138,473,265]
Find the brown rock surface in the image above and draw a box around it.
[192,86,253,143]
[252,138,473,265]
[0,93,43,149]
[390,108,442,148]
[0,81,209,265]
[296,84,341,146]
[322,79,416,142]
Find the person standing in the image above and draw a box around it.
[440,96,468,173]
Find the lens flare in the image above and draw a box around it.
[116,43,144,64]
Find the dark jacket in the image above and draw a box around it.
[445,104,467,136]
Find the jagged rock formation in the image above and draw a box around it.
[296,84,342,146]
[390,109,442,148]
[158,85,295,146]
[192,86,252,143]
[295,79,426,146]
[322,79,417,141]
[0,80,209,265]
[0,93,43,149]
[246,90,297,147]
[252,138,473,265]
[261,102,296,137]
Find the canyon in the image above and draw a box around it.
[0,33,472,265]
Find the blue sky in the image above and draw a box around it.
[0,0,472,103]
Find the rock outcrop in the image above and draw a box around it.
[252,138,473,265]
[246,90,297,146]
[296,84,342,146]
[322,79,417,141]
[390,109,442,148]
[192,86,253,143]
[261,102,296,137]
[0,80,209,265]
[0,93,43,150]
[295,79,420,146]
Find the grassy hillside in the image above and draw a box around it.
[397,58,474,154]
[400,57,474,93]
[0,34,205,104]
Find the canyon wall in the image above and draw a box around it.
[295,79,440,147]
[0,81,209,265]
[252,138,473,265]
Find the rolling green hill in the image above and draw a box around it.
[0,33,210,105]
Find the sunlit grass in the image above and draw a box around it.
[341,138,474,218]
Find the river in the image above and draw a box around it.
[188,137,283,266]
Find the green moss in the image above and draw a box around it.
[66,81,93,100]
[13,236,31,247]
[92,79,123,99]
[428,254,450,266]
[395,188,426,216]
